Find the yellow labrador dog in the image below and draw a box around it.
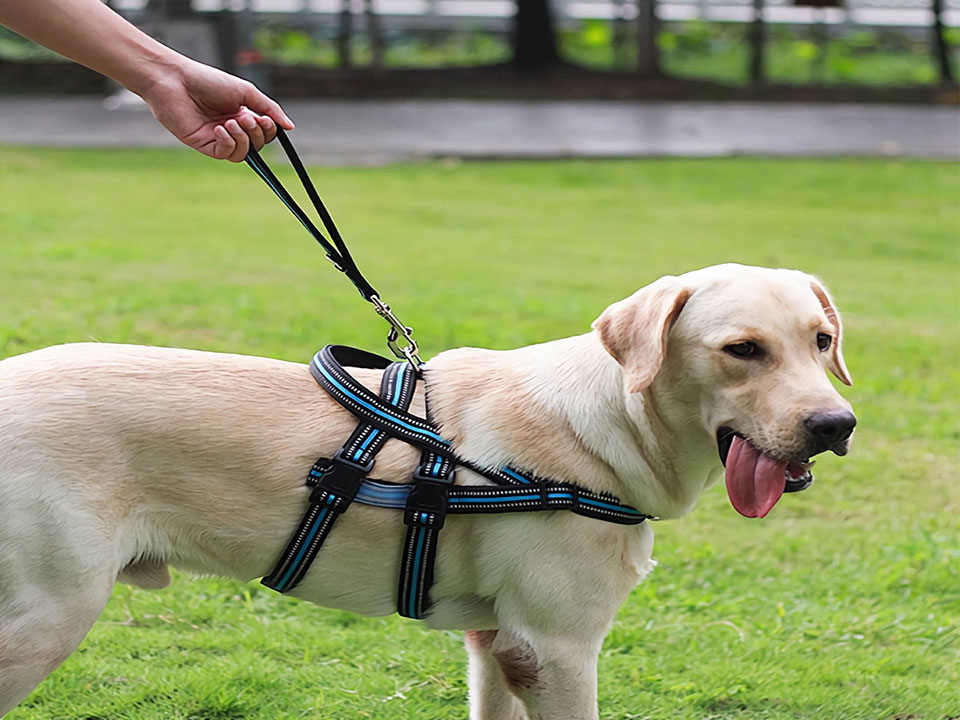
[0,263,855,718]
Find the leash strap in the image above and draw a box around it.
[246,132,423,366]
[246,129,377,301]
[262,361,416,593]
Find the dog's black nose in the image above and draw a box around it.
[804,410,857,454]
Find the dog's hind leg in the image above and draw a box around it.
[0,477,118,714]
[0,568,114,716]
[465,631,528,720]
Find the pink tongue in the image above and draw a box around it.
[724,436,787,518]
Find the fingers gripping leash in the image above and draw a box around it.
[245,128,423,368]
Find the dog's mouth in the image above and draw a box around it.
[716,427,814,519]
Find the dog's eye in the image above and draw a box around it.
[817,333,832,352]
[724,341,761,358]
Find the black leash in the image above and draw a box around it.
[246,129,423,367]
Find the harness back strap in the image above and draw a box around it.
[311,345,450,455]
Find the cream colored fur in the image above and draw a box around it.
[0,264,854,718]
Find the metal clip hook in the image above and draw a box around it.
[370,295,424,368]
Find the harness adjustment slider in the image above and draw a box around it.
[412,464,455,484]
[537,483,554,510]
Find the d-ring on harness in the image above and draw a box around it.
[246,133,653,619]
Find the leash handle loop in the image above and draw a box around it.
[246,132,373,297]
[246,130,423,366]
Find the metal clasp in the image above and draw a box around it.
[370,295,424,368]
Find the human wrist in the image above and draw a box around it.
[115,38,186,98]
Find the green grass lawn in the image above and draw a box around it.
[0,148,957,719]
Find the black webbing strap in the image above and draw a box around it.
[245,129,378,302]
[311,345,448,453]
[262,361,416,593]
[445,482,650,523]
[397,449,456,618]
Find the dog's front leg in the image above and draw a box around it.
[476,522,643,720]
[465,625,603,720]
[507,631,602,720]
[465,630,529,720]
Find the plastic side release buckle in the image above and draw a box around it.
[310,454,374,507]
[403,480,449,529]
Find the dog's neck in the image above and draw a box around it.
[425,333,720,519]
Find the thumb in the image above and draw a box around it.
[241,83,294,131]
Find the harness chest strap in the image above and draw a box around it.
[397,448,455,619]
[262,345,653,619]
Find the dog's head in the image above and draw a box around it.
[593,264,855,518]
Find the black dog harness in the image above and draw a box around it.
[262,345,653,619]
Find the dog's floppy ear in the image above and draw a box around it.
[810,280,853,386]
[593,277,692,393]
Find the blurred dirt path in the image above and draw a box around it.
[1,97,956,163]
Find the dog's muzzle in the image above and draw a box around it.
[716,427,814,494]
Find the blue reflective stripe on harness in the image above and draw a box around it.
[408,527,427,617]
[580,496,647,515]
[273,505,329,591]
[354,430,379,458]
[391,364,407,404]
[313,357,449,445]
[450,494,539,504]
[500,467,533,484]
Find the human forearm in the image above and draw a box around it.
[0,0,181,94]
[0,0,293,161]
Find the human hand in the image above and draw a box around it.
[140,58,294,162]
